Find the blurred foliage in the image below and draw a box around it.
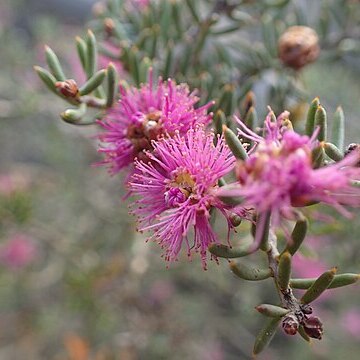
[1,0,360,359]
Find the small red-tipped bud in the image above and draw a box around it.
[282,313,299,336]
[278,26,320,70]
[55,79,79,98]
[303,316,323,340]
[300,304,313,315]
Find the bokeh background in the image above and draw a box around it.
[1,0,360,359]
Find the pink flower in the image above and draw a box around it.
[218,111,360,229]
[129,127,235,268]
[0,234,37,269]
[97,71,213,176]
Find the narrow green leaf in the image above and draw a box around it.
[45,45,66,81]
[223,126,248,160]
[315,105,327,142]
[324,142,344,162]
[255,304,289,317]
[286,217,308,256]
[34,65,58,94]
[245,106,258,131]
[160,0,171,42]
[300,267,337,304]
[305,97,320,136]
[257,211,271,252]
[253,317,281,356]
[230,261,272,281]
[60,103,87,124]
[163,42,174,79]
[139,57,152,84]
[290,273,359,290]
[331,106,345,151]
[76,36,87,71]
[129,46,140,86]
[208,243,255,258]
[213,110,226,136]
[218,84,235,116]
[278,251,292,290]
[79,69,106,96]
[106,63,118,108]
[86,30,97,78]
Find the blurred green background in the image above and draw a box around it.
[0,1,360,359]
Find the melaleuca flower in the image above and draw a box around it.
[97,71,213,175]
[218,111,360,228]
[129,127,236,269]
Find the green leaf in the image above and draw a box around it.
[76,36,87,72]
[60,103,87,124]
[139,57,152,84]
[223,126,248,160]
[208,243,255,259]
[160,0,171,42]
[106,63,118,108]
[86,30,98,78]
[331,106,345,151]
[218,84,235,116]
[163,42,174,79]
[278,251,292,290]
[300,267,337,304]
[305,97,320,136]
[45,45,66,81]
[324,142,344,162]
[290,273,359,290]
[213,110,226,136]
[244,106,258,131]
[253,317,281,356]
[34,65,58,94]
[314,105,327,142]
[285,217,308,256]
[257,211,271,252]
[255,304,289,317]
[79,69,106,96]
[230,261,272,281]
[129,46,140,86]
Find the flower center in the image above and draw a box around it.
[127,111,163,155]
[164,170,196,208]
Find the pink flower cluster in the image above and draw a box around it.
[97,77,360,267]
[218,111,360,228]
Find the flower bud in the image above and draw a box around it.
[302,316,323,340]
[300,304,313,315]
[282,313,299,336]
[104,18,115,36]
[278,26,320,70]
[55,79,79,98]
